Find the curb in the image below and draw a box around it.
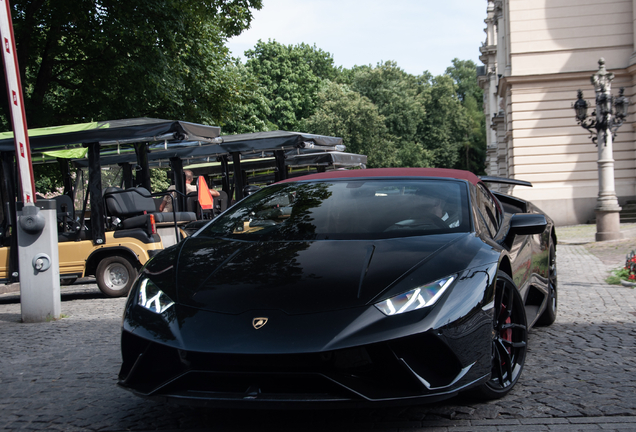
[0,284,19,295]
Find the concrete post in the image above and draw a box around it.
[595,128,624,241]
[17,200,61,323]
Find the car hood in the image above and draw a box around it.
[170,233,471,315]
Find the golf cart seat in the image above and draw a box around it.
[103,187,156,231]
[157,209,197,224]
[103,187,195,229]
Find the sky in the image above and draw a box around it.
[227,0,487,77]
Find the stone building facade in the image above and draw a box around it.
[479,0,636,226]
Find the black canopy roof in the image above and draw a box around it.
[219,130,343,153]
[0,119,345,158]
[0,118,221,152]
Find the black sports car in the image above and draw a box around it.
[118,168,557,407]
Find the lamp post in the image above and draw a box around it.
[574,58,629,241]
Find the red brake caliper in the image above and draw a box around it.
[500,303,512,364]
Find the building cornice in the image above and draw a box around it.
[497,68,632,97]
[480,45,497,56]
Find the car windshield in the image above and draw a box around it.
[198,179,470,241]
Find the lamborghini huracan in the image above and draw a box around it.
[118,168,557,407]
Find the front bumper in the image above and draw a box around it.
[118,309,493,407]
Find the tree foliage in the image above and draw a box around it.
[347,61,470,169]
[150,168,170,193]
[445,59,487,174]
[299,59,483,170]
[0,0,263,130]
[33,163,64,195]
[351,62,425,144]
[244,40,339,131]
[301,82,397,167]
[350,62,429,167]
[220,61,275,134]
[418,74,468,168]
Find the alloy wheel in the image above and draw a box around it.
[486,272,527,392]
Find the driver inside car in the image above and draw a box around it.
[417,191,460,228]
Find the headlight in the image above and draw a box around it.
[138,278,175,314]
[375,276,455,316]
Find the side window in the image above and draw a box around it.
[477,184,499,236]
[475,207,493,238]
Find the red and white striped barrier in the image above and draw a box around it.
[0,0,35,204]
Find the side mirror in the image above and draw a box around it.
[508,213,547,236]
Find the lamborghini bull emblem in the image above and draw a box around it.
[252,317,268,329]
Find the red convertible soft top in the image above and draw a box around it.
[279,167,480,185]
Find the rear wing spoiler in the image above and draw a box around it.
[479,176,532,187]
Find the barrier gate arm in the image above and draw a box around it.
[0,0,35,204]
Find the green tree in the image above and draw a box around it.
[418,74,469,168]
[33,163,64,196]
[349,61,472,168]
[445,59,487,174]
[351,61,426,145]
[0,0,263,130]
[301,81,397,167]
[220,62,275,134]
[307,60,476,170]
[445,59,483,104]
[349,61,431,167]
[150,169,170,193]
[244,40,339,131]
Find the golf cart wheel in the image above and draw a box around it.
[96,256,137,298]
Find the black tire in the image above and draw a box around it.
[537,242,557,326]
[472,271,528,400]
[96,256,137,298]
[60,277,77,286]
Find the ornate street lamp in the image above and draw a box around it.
[573,58,628,241]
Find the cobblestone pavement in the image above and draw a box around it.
[1,245,636,431]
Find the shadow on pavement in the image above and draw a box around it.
[0,286,107,304]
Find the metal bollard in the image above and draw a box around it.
[17,200,61,323]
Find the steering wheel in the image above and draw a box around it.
[419,214,449,230]
[386,214,448,232]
